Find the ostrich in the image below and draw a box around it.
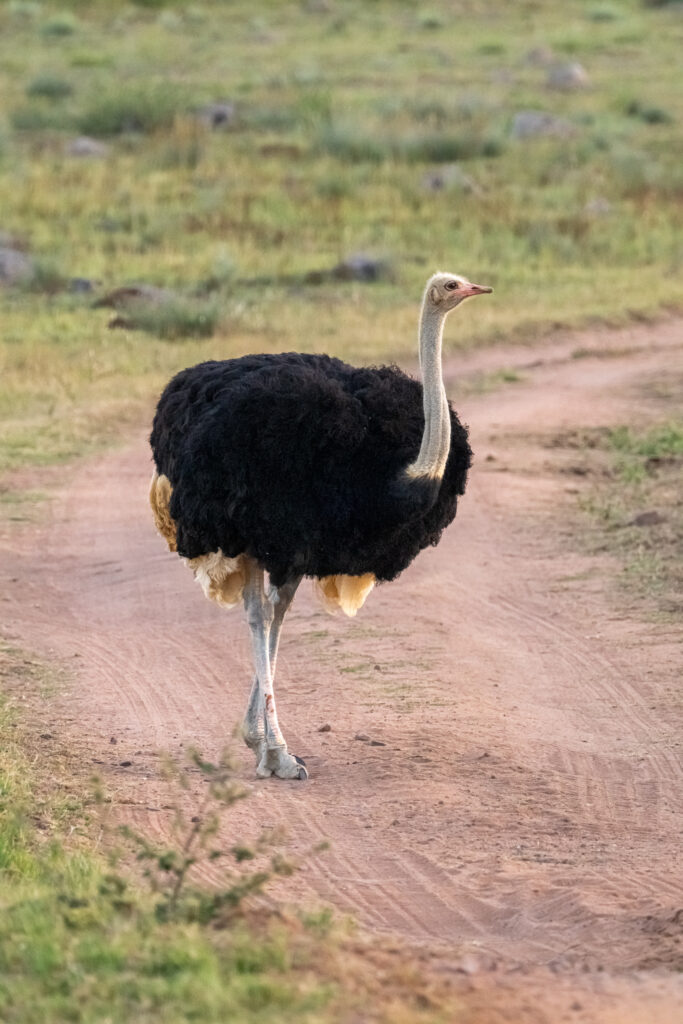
[150,272,491,780]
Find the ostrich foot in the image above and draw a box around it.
[241,725,307,780]
[255,742,308,781]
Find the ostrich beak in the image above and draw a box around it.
[462,282,493,298]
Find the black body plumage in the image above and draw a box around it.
[150,353,472,588]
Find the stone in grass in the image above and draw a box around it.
[546,62,589,91]
[627,510,667,527]
[421,164,482,195]
[70,277,97,293]
[510,110,576,140]
[318,723,332,733]
[66,136,110,158]
[330,255,391,283]
[305,255,391,286]
[525,46,555,67]
[196,102,237,130]
[0,247,35,285]
[584,197,612,217]
[0,230,27,250]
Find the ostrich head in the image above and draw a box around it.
[426,271,492,311]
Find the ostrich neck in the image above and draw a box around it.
[406,303,451,480]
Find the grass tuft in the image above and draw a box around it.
[623,99,674,125]
[117,295,222,340]
[78,84,190,137]
[400,131,504,163]
[10,104,70,132]
[21,258,67,295]
[587,3,622,20]
[318,126,504,164]
[575,416,683,615]
[40,12,79,37]
[25,74,73,100]
[607,422,683,459]
[317,124,389,163]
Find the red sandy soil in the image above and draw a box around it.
[2,320,682,1023]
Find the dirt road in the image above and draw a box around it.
[3,321,682,1022]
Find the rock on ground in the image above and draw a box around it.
[66,136,110,158]
[0,247,35,285]
[511,110,577,140]
[546,62,590,90]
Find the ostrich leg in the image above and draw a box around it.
[242,575,301,753]
[242,560,307,780]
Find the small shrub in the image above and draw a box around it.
[201,249,239,293]
[418,11,444,29]
[246,106,301,132]
[608,423,683,458]
[317,125,389,163]
[478,40,506,55]
[587,3,621,19]
[40,12,79,37]
[117,749,310,924]
[10,104,70,131]
[315,174,353,200]
[69,51,113,69]
[624,99,673,125]
[122,295,221,340]
[318,124,504,165]
[21,258,66,295]
[26,74,73,100]
[401,131,504,163]
[78,84,189,137]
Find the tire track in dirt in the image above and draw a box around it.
[2,320,682,1020]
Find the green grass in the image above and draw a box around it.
[575,417,683,614]
[78,83,192,136]
[607,421,683,459]
[25,72,73,99]
[112,294,223,340]
[0,0,681,473]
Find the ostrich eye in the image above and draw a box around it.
[445,281,459,292]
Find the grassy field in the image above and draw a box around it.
[1,0,682,472]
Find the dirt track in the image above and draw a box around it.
[3,321,682,1022]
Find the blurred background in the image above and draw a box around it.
[0,0,681,474]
